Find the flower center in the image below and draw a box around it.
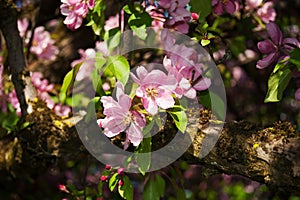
[145,87,159,98]
[123,112,133,126]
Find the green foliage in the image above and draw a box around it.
[265,67,292,102]
[104,28,121,52]
[134,136,152,175]
[118,175,134,200]
[290,48,300,70]
[190,0,212,22]
[59,63,81,103]
[105,55,130,86]
[0,104,19,134]
[123,3,152,40]
[109,172,119,191]
[143,174,166,200]
[168,105,188,133]
[85,97,101,122]
[86,0,105,36]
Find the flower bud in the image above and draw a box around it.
[117,167,125,176]
[118,179,124,187]
[105,164,111,170]
[100,175,108,182]
[191,13,199,20]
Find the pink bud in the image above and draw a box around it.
[118,179,124,187]
[105,164,112,170]
[100,175,108,182]
[58,184,66,191]
[191,13,199,20]
[117,167,125,176]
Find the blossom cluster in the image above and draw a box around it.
[97,31,211,147]
[245,0,276,24]
[60,0,95,30]
[18,18,59,61]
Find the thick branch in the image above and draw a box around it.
[0,105,299,195]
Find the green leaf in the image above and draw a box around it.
[86,0,105,36]
[98,181,103,197]
[134,137,152,175]
[168,109,187,133]
[60,63,81,103]
[273,58,289,73]
[104,28,121,52]
[265,68,292,102]
[143,175,165,200]
[118,175,133,200]
[201,39,210,46]
[106,55,130,85]
[190,0,212,21]
[290,48,300,70]
[128,12,152,40]
[109,173,119,191]
[85,97,101,122]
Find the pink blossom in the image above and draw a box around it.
[98,82,146,146]
[104,13,124,32]
[212,0,237,15]
[295,88,300,100]
[245,0,262,10]
[161,30,211,92]
[130,66,177,115]
[17,18,29,38]
[7,90,21,115]
[71,48,96,80]
[54,104,71,117]
[163,57,196,99]
[30,26,58,60]
[146,5,165,31]
[149,0,191,33]
[60,0,95,30]
[0,64,7,112]
[257,2,276,23]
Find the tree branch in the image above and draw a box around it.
[0,105,299,195]
[0,0,37,117]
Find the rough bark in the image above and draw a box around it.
[0,104,299,195]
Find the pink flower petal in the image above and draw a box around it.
[193,77,211,91]
[156,92,175,109]
[224,0,236,14]
[266,22,283,46]
[143,97,158,115]
[126,123,143,146]
[256,52,277,69]
[257,40,276,54]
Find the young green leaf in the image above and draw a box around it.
[60,63,81,103]
[265,68,292,102]
[109,173,119,191]
[143,175,165,200]
[169,109,187,133]
[106,55,130,85]
[118,175,133,200]
[290,48,300,71]
[134,137,152,175]
[85,97,101,122]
